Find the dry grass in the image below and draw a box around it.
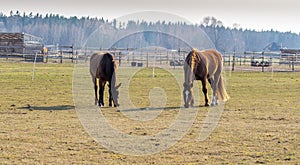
[0,61,299,164]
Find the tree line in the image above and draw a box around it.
[1,11,300,53]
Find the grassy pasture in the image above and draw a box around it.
[0,61,299,164]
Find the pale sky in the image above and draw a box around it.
[1,0,300,33]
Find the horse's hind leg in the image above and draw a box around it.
[208,77,218,106]
[212,73,222,106]
[201,79,210,106]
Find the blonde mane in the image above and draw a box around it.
[191,48,198,72]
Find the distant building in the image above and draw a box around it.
[0,32,43,55]
[263,42,282,52]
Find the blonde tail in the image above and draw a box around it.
[217,75,230,101]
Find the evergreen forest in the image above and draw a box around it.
[1,11,299,53]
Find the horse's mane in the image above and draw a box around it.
[191,48,199,72]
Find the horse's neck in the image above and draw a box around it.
[109,63,117,86]
[184,68,194,86]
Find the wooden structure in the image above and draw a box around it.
[280,48,300,54]
[279,49,300,71]
[0,32,43,55]
[279,49,300,64]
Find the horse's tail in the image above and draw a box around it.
[217,73,230,101]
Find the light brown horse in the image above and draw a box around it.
[183,49,229,107]
[90,52,121,107]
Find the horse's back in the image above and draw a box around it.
[90,52,115,80]
[200,49,222,63]
[90,52,104,78]
[200,49,223,71]
[90,52,112,78]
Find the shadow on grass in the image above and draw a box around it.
[18,105,75,111]
[117,105,205,112]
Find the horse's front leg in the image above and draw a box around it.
[93,78,98,105]
[108,84,113,107]
[108,86,112,107]
[201,79,209,106]
[191,94,194,107]
[99,81,105,107]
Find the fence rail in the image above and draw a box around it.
[1,47,300,72]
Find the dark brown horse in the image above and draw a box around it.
[90,52,121,107]
[183,49,229,107]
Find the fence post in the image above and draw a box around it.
[118,52,121,67]
[292,55,295,72]
[60,50,63,63]
[32,52,38,81]
[84,46,87,63]
[166,51,169,64]
[147,52,149,68]
[71,44,74,63]
[232,51,235,71]
[261,52,265,72]
[160,51,162,65]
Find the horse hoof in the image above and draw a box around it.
[210,102,218,106]
[205,103,210,107]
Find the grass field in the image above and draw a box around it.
[0,61,299,164]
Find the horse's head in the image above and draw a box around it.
[183,82,194,108]
[111,83,122,107]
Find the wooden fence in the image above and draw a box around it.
[1,45,300,72]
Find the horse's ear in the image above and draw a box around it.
[116,83,121,89]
